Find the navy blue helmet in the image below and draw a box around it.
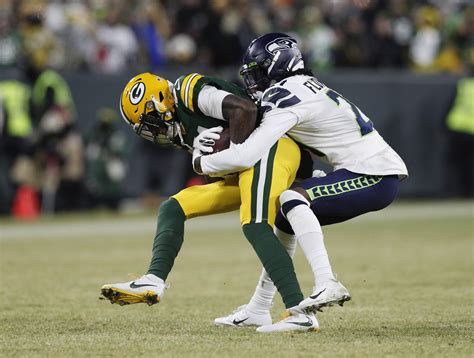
[240,32,305,101]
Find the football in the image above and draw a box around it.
[212,127,230,153]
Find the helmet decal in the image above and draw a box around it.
[129,82,146,105]
[265,37,297,55]
[240,33,305,100]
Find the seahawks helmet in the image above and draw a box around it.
[120,73,185,146]
[240,33,305,101]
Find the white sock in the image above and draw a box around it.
[246,269,276,315]
[246,227,297,314]
[281,191,335,289]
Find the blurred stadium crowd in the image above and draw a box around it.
[0,0,473,218]
[1,0,473,73]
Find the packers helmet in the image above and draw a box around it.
[120,72,184,146]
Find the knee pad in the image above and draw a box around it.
[279,190,310,218]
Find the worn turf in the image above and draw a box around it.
[0,201,472,357]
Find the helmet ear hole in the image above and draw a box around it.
[159,91,164,102]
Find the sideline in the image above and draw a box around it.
[1,201,472,241]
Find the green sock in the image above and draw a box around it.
[147,198,185,281]
[243,222,303,308]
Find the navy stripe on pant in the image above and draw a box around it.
[276,169,400,234]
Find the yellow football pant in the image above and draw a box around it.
[172,137,300,226]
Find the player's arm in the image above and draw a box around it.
[198,85,257,144]
[194,110,298,176]
[222,95,257,144]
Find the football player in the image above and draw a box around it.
[193,33,409,333]
[100,72,320,331]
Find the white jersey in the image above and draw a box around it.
[199,75,408,179]
[262,75,408,178]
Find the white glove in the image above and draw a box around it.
[193,126,223,154]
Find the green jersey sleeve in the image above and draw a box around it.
[173,73,248,116]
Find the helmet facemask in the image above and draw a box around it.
[132,94,180,146]
[240,61,271,103]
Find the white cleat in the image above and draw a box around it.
[256,309,319,333]
[299,279,351,312]
[214,305,272,327]
[100,274,168,306]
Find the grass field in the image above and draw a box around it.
[1,201,473,357]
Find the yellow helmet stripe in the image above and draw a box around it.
[186,74,203,112]
[180,73,197,108]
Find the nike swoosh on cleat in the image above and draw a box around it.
[232,318,249,325]
[287,317,314,327]
[309,288,327,300]
[129,282,157,289]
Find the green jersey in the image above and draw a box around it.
[172,73,248,149]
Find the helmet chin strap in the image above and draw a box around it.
[170,121,192,152]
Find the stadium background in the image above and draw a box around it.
[0,0,473,216]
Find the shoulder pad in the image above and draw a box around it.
[261,85,301,113]
[175,73,205,112]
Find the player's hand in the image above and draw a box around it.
[193,126,223,154]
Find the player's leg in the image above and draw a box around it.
[101,178,241,306]
[147,176,240,280]
[279,169,400,312]
[277,187,350,312]
[214,225,297,327]
[238,139,303,308]
[238,138,318,332]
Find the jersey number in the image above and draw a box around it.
[326,90,374,136]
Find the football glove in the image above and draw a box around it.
[193,126,223,154]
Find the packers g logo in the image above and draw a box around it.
[265,38,297,55]
[129,82,146,105]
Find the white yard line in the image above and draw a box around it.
[0,201,472,242]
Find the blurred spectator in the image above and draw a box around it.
[267,0,297,33]
[298,5,337,70]
[18,1,65,70]
[27,65,85,212]
[166,33,197,65]
[409,5,442,71]
[0,79,34,214]
[172,0,207,38]
[335,14,371,67]
[18,3,86,213]
[131,0,170,70]
[85,107,129,209]
[0,4,19,68]
[0,0,468,73]
[434,4,473,73]
[201,0,243,67]
[388,0,414,63]
[92,4,138,73]
[368,12,404,67]
[230,0,271,52]
[43,0,97,70]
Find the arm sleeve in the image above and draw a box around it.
[200,110,298,176]
[197,85,231,120]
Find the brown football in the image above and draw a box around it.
[212,127,230,153]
